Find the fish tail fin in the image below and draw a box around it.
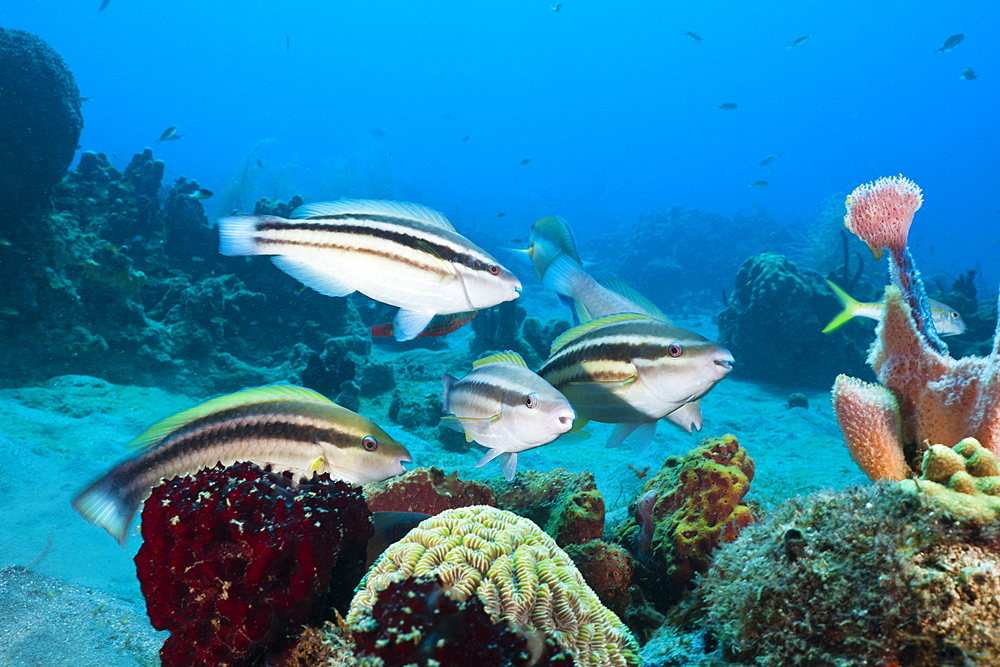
[821,280,861,334]
[442,374,457,413]
[541,253,589,303]
[218,215,280,257]
[72,475,134,547]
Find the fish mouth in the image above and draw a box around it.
[713,348,735,375]
[555,411,576,432]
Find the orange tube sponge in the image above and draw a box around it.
[831,374,909,481]
[844,175,922,261]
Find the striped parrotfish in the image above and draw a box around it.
[72,384,411,545]
[822,280,965,336]
[441,351,577,480]
[539,313,734,452]
[218,199,521,342]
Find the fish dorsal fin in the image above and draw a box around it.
[549,313,652,356]
[473,350,527,369]
[128,384,333,451]
[531,216,581,263]
[290,199,457,232]
[601,278,672,323]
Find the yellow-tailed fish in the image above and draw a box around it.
[367,511,431,567]
[822,280,965,336]
[218,199,521,342]
[442,351,577,480]
[72,384,411,545]
[539,313,734,452]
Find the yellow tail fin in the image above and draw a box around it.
[822,280,861,333]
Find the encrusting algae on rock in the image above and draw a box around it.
[346,505,641,667]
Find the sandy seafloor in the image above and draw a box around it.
[0,289,867,667]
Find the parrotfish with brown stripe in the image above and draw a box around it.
[72,384,411,545]
[442,351,578,480]
[539,313,734,452]
[369,310,477,339]
[218,199,521,341]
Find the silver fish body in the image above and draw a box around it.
[442,351,576,480]
[72,384,411,545]
[539,313,734,450]
[218,200,521,341]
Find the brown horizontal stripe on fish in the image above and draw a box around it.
[457,377,529,408]
[541,340,675,376]
[254,220,496,274]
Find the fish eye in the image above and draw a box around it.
[488,264,500,275]
[667,342,683,358]
[525,392,538,409]
[951,311,959,319]
[362,435,378,451]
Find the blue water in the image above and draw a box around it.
[4,0,998,291]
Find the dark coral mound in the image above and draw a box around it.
[717,252,872,387]
[0,28,83,226]
[700,484,1000,667]
[135,462,373,667]
[352,575,573,666]
[364,466,496,515]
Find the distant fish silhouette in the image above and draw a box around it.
[184,189,213,200]
[156,126,182,144]
[716,102,738,110]
[935,34,964,54]
[497,212,506,218]
[462,136,470,142]
[748,180,769,189]
[520,158,532,165]
[551,3,562,12]
[961,68,978,80]
[286,34,290,52]
[99,0,111,11]
[787,35,810,50]
[680,30,701,43]
[758,154,778,167]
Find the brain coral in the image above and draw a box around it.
[900,437,1000,522]
[346,505,640,667]
[0,28,83,226]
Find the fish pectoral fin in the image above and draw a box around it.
[393,310,437,342]
[475,447,504,468]
[606,421,657,453]
[270,256,355,298]
[499,452,518,481]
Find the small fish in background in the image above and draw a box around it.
[184,189,213,200]
[552,3,563,12]
[372,128,386,138]
[256,158,264,168]
[716,102,738,110]
[935,34,964,54]
[822,280,965,336]
[787,35,810,50]
[367,512,430,567]
[539,313,734,452]
[497,212,506,218]
[748,180,769,189]
[155,126,182,144]
[520,158,532,165]
[442,351,577,481]
[218,199,521,342]
[369,311,477,339]
[81,97,94,103]
[99,0,110,11]
[72,384,412,545]
[0,307,18,317]
[680,30,702,43]
[961,68,978,80]
[462,135,470,142]
[758,154,778,167]
[286,34,290,52]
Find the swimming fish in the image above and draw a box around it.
[716,103,738,110]
[442,351,577,480]
[462,136,470,142]
[935,34,964,54]
[497,212,506,218]
[680,30,702,43]
[961,68,978,80]
[369,311,477,339]
[748,181,769,188]
[99,0,110,11]
[367,511,431,567]
[552,2,562,12]
[218,199,521,342]
[787,35,810,50]
[155,126,181,144]
[539,313,734,452]
[758,154,778,167]
[72,384,412,545]
[184,189,213,200]
[821,280,965,336]
[520,159,533,165]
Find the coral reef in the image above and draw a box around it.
[364,466,497,515]
[347,505,641,667]
[832,374,909,481]
[351,575,572,666]
[615,435,755,608]
[491,468,606,547]
[0,28,83,226]
[561,539,634,618]
[135,462,373,667]
[699,483,1000,666]
[717,253,872,387]
[899,437,1000,522]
